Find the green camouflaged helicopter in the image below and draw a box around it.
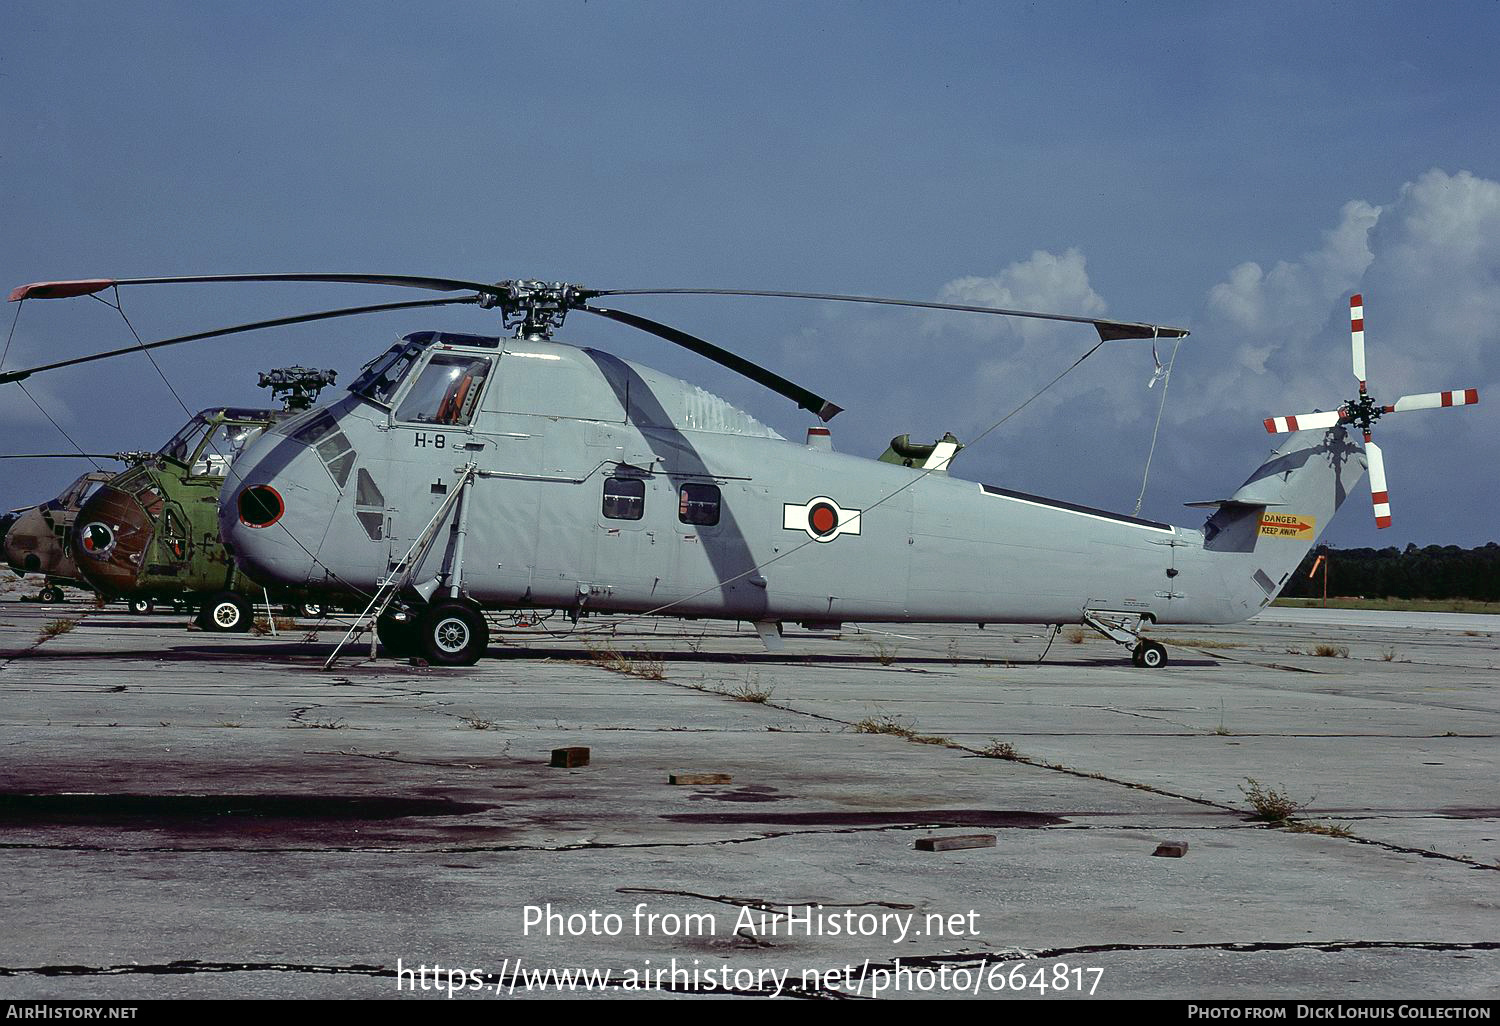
[64,368,339,629]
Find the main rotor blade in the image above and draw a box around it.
[1365,436,1391,529]
[11,273,506,303]
[592,288,1191,342]
[1263,410,1345,433]
[0,453,123,460]
[0,296,481,384]
[1349,294,1367,392]
[1384,388,1480,413]
[578,305,842,421]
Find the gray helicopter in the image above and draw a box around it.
[5,276,1478,667]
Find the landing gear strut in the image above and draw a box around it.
[1083,610,1169,669]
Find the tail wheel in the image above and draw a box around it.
[1136,641,1168,669]
[129,597,155,615]
[203,591,252,633]
[417,600,489,667]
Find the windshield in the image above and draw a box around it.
[159,414,213,463]
[350,341,424,406]
[394,354,492,426]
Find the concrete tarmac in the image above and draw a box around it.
[0,596,1495,1000]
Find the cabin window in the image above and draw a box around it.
[395,355,492,426]
[602,477,645,521]
[678,483,720,527]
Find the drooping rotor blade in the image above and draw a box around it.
[592,288,1190,342]
[0,296,481,385]
[1263,410,1345,433]
[578,305,842,421]
[1349,293,1367,393]
[1383,388,1480,414]
[0,453,123,460]
[1365,435,1391,528]
[10,273,506,303]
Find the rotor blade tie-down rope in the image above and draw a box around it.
[1134,332,1183,516]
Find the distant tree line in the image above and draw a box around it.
[1284,543,1500,602]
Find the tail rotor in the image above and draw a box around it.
[1261,294,1480,529]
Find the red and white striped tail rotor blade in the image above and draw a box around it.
[1263,410,1344,433]
[1365,436,1391,529]
[1383,388,1480,414]
[1349,294,1368,393]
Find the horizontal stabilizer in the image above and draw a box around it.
[1184,498,1285,509]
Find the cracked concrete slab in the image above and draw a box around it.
[0,600,1495,999]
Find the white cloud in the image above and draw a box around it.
[1206,199,1380,340]
[1193,168,1500,424]
[935,248,1106,344]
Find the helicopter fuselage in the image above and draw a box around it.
[220,331,1365,637]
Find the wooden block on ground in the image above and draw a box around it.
[550,747,590,768]
[914,834,996,852]
[669,772,732,785]
[1152,840,1189,858]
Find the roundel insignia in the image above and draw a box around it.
[783,496,862,542]
[78,522,118,559]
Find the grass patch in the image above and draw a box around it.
[251,616,300,636]
[1161,637,1247,650]
[39,618,78,641]
[585,644,666,680]
[1239,777,1311,824]
[1274,597,1500,614]
[982,739,1021,760]
[852,714,956,748]
[458,714,498,730]
[727,674,774,703]
[1311,644,1350,658]
[871,641,901,665]
[1286,820,1355,838]
[287,717,346,730]
[1064,627,1087,644]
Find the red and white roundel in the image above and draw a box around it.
[782,496,862,542]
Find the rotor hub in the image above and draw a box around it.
[483,280,598,340]
[1341,393,1382,432]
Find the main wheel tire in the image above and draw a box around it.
[376,615,418,658]
[203,591,252,633]
[39,587,60,604]
[1138,641,1168,669]
[416,601,489,667]
[129,597,154,615]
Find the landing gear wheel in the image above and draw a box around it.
[129,597,154,615]
[1137,641,1168,669]
[376,614,418,659]
[39,587,62,604]
[416,601,489,667]
[298,602,324,619]
[202,591,252,633]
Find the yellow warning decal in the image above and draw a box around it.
[1257,512,1316,538]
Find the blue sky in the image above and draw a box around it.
[3,1,1497,549]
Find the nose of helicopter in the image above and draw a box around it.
[73,485,156,595]
[219,434,341,589]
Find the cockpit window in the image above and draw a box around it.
[395,354,491,426]
[350,342,424,406]
[159,414,213,464]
